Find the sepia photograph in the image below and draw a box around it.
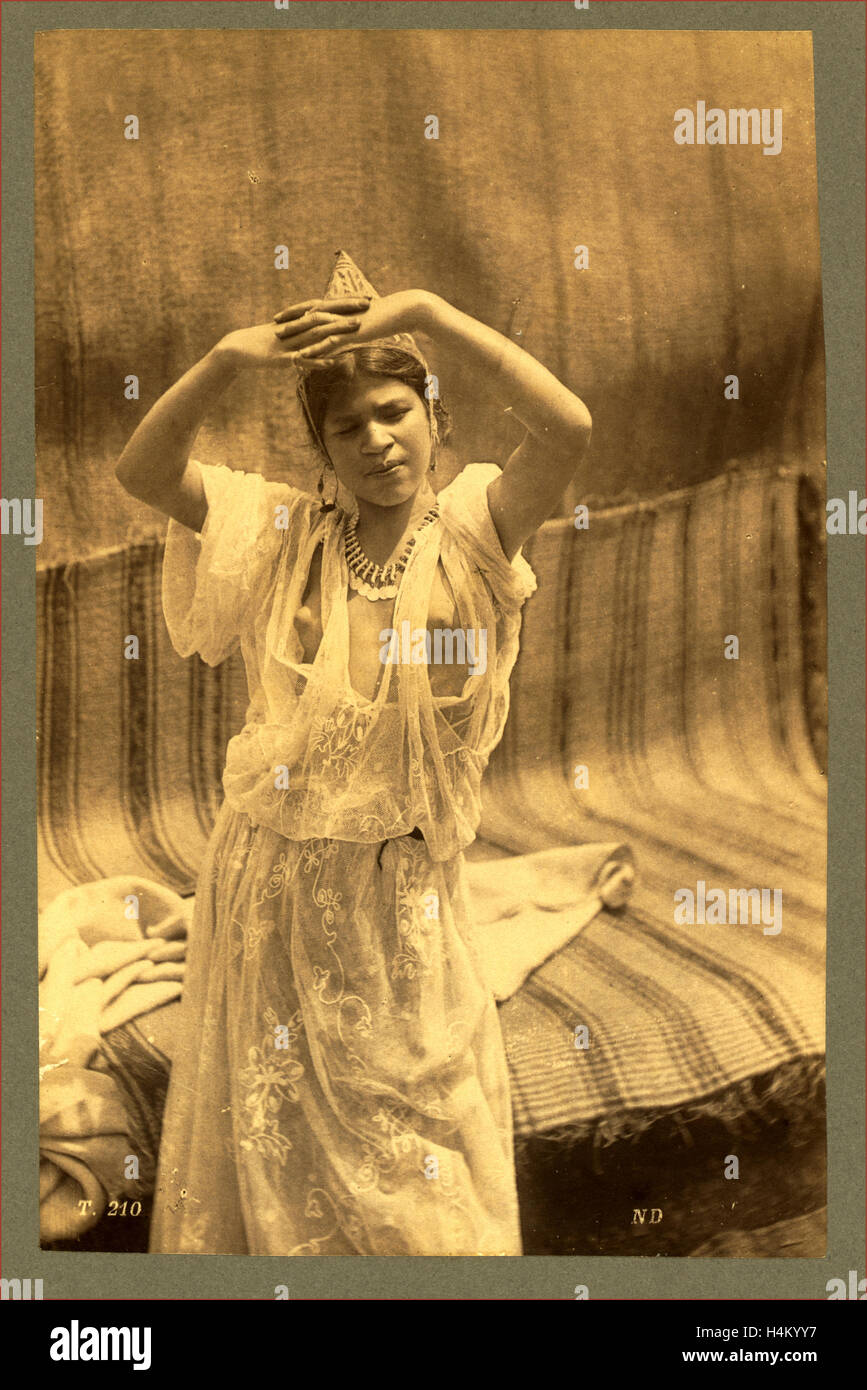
[34,24,828,1261]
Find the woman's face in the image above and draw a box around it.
[320,372,432,508]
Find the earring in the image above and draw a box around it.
[317,459,338,513]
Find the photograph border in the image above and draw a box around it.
[2,0,864,1301]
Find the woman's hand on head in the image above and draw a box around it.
[215,311,369,372]
[272,290,434,362]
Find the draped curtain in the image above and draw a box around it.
[35,29,825,568]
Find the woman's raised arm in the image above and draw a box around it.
[418,292,592,562]
[115,346,241,532]
[115,298,373,532]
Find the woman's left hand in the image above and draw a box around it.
[273,290,431,361]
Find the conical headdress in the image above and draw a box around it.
[295,249,436,457]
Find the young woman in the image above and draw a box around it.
[116,263,591,1256]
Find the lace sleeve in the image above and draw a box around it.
[161,460,306,665]
[437,462,538,609]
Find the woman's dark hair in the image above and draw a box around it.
[296,344,452,457]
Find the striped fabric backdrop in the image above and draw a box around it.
[478,463,827,1147]
[37,463,827,1147]
[38,545,248,909]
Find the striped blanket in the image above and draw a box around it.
[478,464,826,1147]
[37,463,826,1149]
[38,549,248,905]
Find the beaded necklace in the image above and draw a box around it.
[344,504,440,601]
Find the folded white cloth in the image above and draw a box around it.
[466,843,636,1001]
[38,876,193,1242]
